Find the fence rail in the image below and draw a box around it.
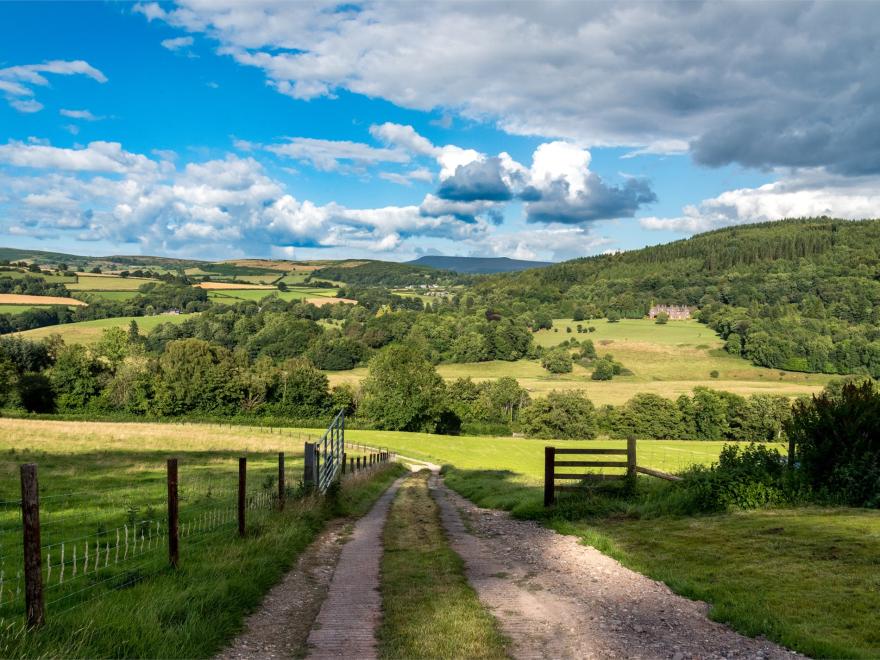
[544,439,682,506]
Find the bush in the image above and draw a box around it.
[521,391,597,439]
[541,348,573,374]
[785,381,880,507]
[591,358,614,380]
[682,443,790,512]
[655,312,669,325]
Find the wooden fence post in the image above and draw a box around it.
[20,464,44,628]
[167,458,179,568]
[304,442,316,489]
[238,457,247,537]
[627,437,637,480]
[278,452,285,510]
[543,447,555,507]
[341,452,347,475]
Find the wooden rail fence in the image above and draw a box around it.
[544,439,682,506]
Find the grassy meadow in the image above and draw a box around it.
[0,417,405,658]
[326,319,830,407]
[67,275,153,291]
[13,314,195,344]
[0,304,54,314]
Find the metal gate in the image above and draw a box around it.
[316,408,345,493]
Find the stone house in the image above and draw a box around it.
[648,304,693,320]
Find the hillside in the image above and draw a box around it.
[477,217,880,376]
[407,255,553,274]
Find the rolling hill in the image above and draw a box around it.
[407,255,553,274]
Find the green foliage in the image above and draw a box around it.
[521,390,597,439]
[50,344,106,412]
[360,343,449,432]
[612,393,684,439]
[786,381,880,507]
[591,358,615,380]
[655,311,669,324]
[152,339,242,416]
[541,347,573,374]
[681,443,790,513]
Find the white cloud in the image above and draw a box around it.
[640,170,880,233]
[0,140,161,177]
[266,137,409,171]
[0,139,484,256]
[370,122,438,157]
[161,36,194,51]
[379,168,433,186]
[60,109,102,121]
[0,60,107,113]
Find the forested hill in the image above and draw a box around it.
[476,217,880,377]
[407,255,553,274]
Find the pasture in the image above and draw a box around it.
[207,287,341,304]
[0,417,403,658]
[0,304,54,314]
[13,314,195,344]
[67,275,152,291]
[326,354,828,407]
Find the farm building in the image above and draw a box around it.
[648,304,694,320]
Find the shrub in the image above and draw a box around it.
[682,443,789,512]
[521,391,597,439]
[785,381,880,507]
[710,370,719,378]
[591,358,614,381]
[541,348,573,374]
[655,311,669,325]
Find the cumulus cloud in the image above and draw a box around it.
[427,137,655,223]
[640,170,880,234]
[0,139,485,256]
[0,60,107,113]
[134,1,880,175]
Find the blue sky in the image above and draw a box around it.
[1,2,877,262]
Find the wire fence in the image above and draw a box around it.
[0,435,393,627]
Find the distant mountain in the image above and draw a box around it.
[407,255,554,274]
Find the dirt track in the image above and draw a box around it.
[429,473,800,659]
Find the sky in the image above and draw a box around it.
[0,1,878,263]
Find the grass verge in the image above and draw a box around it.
[378,470,508,659]
[0,464,406,658]
[443,467,880,659]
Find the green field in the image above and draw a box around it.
[0,271,76,284]
[0,417,404,658]
[78,290,140,301]
[0,304,54,314]
[329,319,831,406]
[14,313,195,344]
[67,275,152,291]
[207,287,339,304]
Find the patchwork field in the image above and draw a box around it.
[0,304,53,314]
[67,275,153,291]
[195,281,277,290]
[14,313,196,344]
[326,320,830,407]
[0,293,87,306]
[207,287,341,304]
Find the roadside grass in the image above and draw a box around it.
[442,467,880,659]
[0,415,407,657]
[13,313,197,344]
[379,470,508,660]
